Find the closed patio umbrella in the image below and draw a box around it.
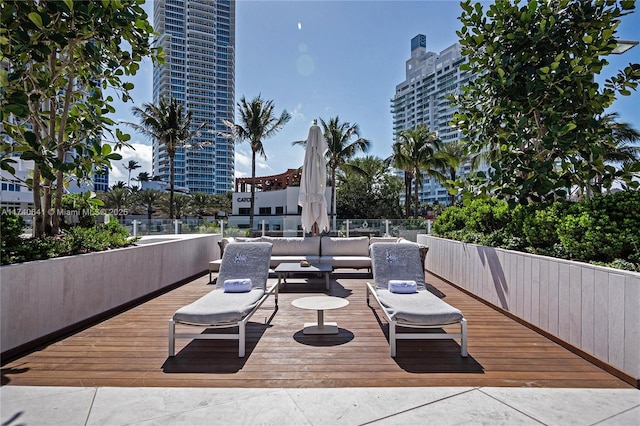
[298,120,330,235]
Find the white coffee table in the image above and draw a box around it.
[275,262,332,290]
[291,296,349,334]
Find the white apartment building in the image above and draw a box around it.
[153,0,236,195]
[228,186,333,235]
[0,158,101,213]
[391,34,475,206]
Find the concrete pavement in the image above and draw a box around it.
[2,385,639,425]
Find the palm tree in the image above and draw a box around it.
[222,95,291,229]
[135,171,151,184]
[189,192,211,218]
[389,141,414,218]
[136,189,161,220]
[395,125,448,218]
[172,193,190,219]
[437,140,468,206]
[318,117,370,227]
[100,187,131,221]
[599,113,640,193]
[128,97,204,219]
[123,160,141,187]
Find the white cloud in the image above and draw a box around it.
[290,103,306,121]
[109,143,153,186]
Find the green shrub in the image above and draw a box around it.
[521,202,570,249]
[431,204,466,237]
[1,210,26,264]
[558,211,623,262]
[1,216,133,265]
[432,191,640,271]
[465,198,512,234]
[591,259,639,272]
[556,192,640,264]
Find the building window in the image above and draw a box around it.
[239,208,250,215]
[275,206,284,215]
[259,207,271,215]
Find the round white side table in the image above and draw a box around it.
[291,296,349,334]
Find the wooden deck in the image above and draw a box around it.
[1,270,634,389]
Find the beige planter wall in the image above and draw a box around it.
[1,234,220,355]
[418,234,640,383]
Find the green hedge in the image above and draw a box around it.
[432,191,640,271]
[1,211,134,265]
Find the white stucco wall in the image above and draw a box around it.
[1,234,219,354]
[419,234,640,382]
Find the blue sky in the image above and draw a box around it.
[107,0,640,186]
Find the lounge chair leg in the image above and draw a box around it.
[168,319,175,357]
[461,318,468,357]
[390,321,397,357]
[239,322,245,358]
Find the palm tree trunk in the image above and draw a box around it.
[449,168,457,206]
[250,150,256,230]
[404,174,412,218]
[413,175,419,219]
[169,153,175,219]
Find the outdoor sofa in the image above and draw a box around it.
[209,235,421,281]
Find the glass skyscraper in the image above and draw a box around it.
[391,34,474,206]
[152,0,235,194]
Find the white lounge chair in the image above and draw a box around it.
[366,242,467,357]
[169,242,277,358]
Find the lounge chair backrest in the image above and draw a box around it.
[216,242,273,291]
[370,243,426,290]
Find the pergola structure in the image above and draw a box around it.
[235,168,302,192]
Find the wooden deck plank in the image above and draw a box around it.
[1,271,634,389]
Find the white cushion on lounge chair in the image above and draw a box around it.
[223,278,252,293]
[376,289,463,325]
[173,288,265,324]
[388,280,417,294]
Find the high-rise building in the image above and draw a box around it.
[152,0,236,194]
[391,34,474,206]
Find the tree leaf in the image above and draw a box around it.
[27,12,43,28]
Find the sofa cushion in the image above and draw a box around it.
[321,236,369,256]
[219,237,236,257]
[261,236,321,256]
[320,255,370,269]
[235,237,262,242]
[369,237,399,245]
[270,255,322,268]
